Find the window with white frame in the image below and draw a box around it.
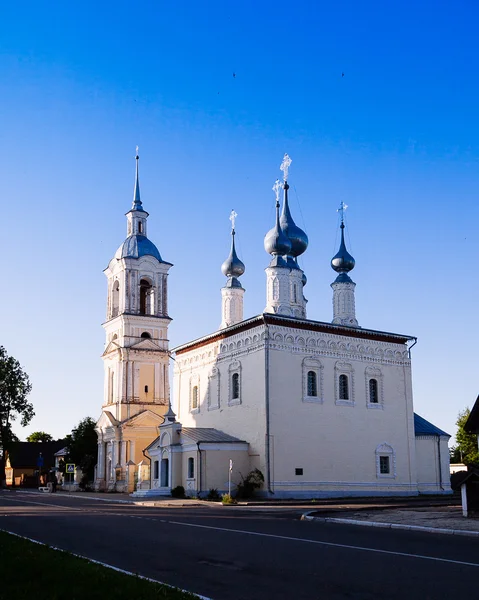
[365,366,384,409]
[339,374,349,400]
[153,460,159,479]
[189,375,200,413]
[375,443,396,478]
[334,362,355,405]
[307,371,317,397]
[302,358,323,403]
[188,457,195,479]
[228,360,242,405]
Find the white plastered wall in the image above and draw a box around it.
[415,435,452,494]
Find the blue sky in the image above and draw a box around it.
[1,1,478,442]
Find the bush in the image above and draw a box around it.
[207,488,221,501]
[221,493,236,505]
[235,468,264,499]
[171,485,186,498]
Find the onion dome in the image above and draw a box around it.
[264,199,292,259]
[279,183,308,257]
[331,222,355,273]
[221,229,245,278]
[115,236,162,261]
[302,270,307,286]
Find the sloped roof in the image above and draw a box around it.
[414,413,450,437]
[6,440,67,469]
[181,428,246,444]
[465,395,479,433]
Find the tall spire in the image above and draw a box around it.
[221,210,245,283]
[132,146,144,211]
[331,202,358,326]
[278,154,308,263]
[220,210,245,329]
[331,202,355,275]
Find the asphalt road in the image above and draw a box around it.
[0,491,477,600]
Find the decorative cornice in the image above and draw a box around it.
[173,313,414,355]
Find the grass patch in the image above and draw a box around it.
[0,531,198,600]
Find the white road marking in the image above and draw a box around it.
[166,520,479,569]
[0,528,212,600]
[2,494,478,569]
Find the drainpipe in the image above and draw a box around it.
[437,437,444,491]
[196,442,202,497]
[263,317,273,495]
[142,448,151,488]
[407,337,418,359]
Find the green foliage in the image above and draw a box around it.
[171,485,186,498]
[221,493,237,505]
[0,346,33,455]
[455,408,479,465]
[235,468,264,499]
[65,417,97,481]
[0,531,197,600]
[206,488,221,501]
[26,431,53,443]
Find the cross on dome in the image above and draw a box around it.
[229,209,238,231]
[280,153,292,182]
[337,201,348,224]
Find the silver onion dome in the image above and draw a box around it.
[331,222,355,273]
[221,230,245,278]
[279,183,308,257]
[264,199,292,257]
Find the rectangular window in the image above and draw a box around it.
[379,456,390,475]
[295,468,303,476]
[188,457,195,479]
[154,460,159,479]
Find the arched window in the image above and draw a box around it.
[307,371,317,397]
[232,373,240,400]
[293,284,297,303]
[138,221,143,234]
[112,281,120,317]
[188,457,194,479]
[140,279,152,315]
[192,386,198,409]
[369,378,378,404]
[339,374,349,400]
[141,332,151,339]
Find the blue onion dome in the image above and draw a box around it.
[331,222,355,273]
[221,230,245,278]
[115,235,162,261]
[279,183,308,257]
[264,200,292,257]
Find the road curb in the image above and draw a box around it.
[301,512,479,537]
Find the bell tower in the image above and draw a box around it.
[95,150,173,492]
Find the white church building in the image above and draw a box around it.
[95,153,451,498]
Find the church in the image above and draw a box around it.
[95,152,451,498]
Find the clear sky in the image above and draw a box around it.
[1,1,478,443]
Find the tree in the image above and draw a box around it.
[65,417,97,484]
[0,347,34,482]
[26,431,53,443]
[455,408,479,465]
